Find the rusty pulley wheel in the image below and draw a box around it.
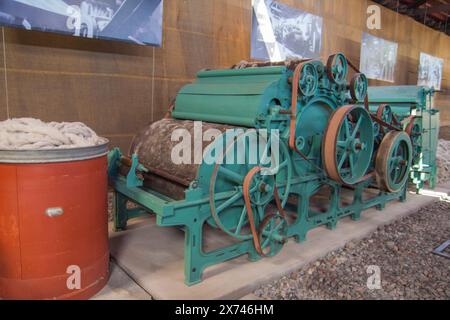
[323,105,374,185]
[376,104,393,134]
[375,131,413,193]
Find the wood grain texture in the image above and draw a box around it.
[152,79,187,121]
[6,71,152,135]
[0,70,6,121]
[0,30,6,120]
[0,0,449,144]
[3,28,154,77]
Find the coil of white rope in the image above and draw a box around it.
[0,118,105,150]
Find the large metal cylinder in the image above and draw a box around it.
[0,144,109,300]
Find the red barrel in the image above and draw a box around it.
[0,144,109,300]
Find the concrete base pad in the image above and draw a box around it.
[93,261,152,300]
[109,193,441,300]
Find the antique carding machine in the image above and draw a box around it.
[108,53,437,285]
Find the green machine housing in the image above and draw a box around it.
[108,54,439,286]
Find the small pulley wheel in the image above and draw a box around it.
[376,104,394,134]
[405,117,422,160]
[375,131,412,193]
[323,105,374,185]
[257,213,288,257]
[350,73,368,101]
[298,62,319,97]
[327,53,348,84]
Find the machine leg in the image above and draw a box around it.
[247,247,261,262]
[290,193,310,243]
[376,203,385,211]
[400,186,407,203]
[184,219,205,286]
[351,211,362,221]
[327,186,339,230]
[327,220,337,230]
[430,169,437,190]
[114,192,129,231]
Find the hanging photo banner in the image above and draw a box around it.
[0,0,163,46]
[360,32,398,82]
[251,0,323,62]
[418,52,444,90]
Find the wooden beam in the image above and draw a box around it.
[407,0,428,9]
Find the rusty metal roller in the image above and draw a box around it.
[129,119,236,199]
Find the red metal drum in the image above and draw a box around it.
[0,144,109,300]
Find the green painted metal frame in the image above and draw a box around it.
[110,160,407,285]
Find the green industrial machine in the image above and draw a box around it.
[361,86,440,191]
[108,53,436,286]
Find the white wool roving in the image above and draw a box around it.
[0,118,106,150]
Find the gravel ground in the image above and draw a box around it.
[254,201,450,300]
[440,126,450,141]
[437,139,450,184]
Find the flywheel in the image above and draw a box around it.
[375,131,413,193]
[323,105,374,185]
[209,130,292,241]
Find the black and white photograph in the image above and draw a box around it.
[251,0,322,61]
[360,32,398,82]
[0,0,163,46]
[418,52,444,90]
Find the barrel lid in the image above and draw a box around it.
[0,140,109,164]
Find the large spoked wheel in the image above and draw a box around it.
[376,131,412,193]
[209,131,292,241]
[327,53,348,84]
[323,105,374,185]
[298,62,319,97]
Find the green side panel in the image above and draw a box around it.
[173,66,289,127]
[366,86,429,105]
[364,86,434,116]
[422,110,440,166]
[174,95,267,127]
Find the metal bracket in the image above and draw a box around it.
[433,240,450,259]
[126,153,144,189]
[107,148,122,178]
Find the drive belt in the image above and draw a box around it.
[243,166,287,257]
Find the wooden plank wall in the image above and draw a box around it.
[0,0,448,151]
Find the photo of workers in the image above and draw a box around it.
[418,52,444,90]
[360,32,398,82]
[0,0,163,46]
[251,0,322,62]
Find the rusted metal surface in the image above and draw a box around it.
[130,118,235,200]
